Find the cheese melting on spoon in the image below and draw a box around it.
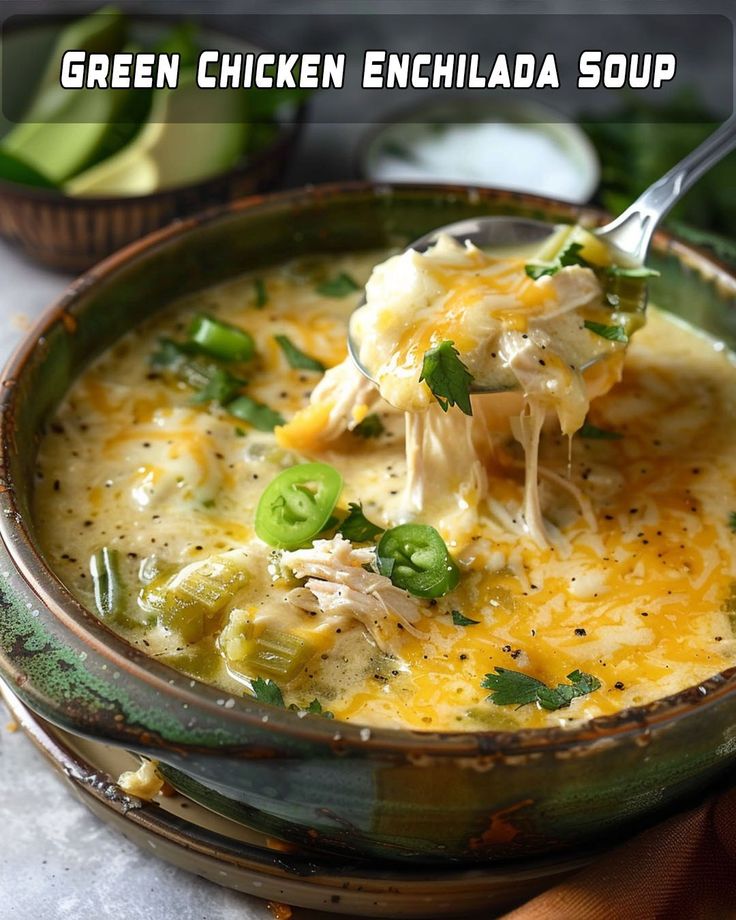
[278,228,638,547]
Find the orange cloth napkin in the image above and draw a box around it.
[502,787,736,920]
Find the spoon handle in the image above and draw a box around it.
[596,116,736,263]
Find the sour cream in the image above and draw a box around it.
[366,121,598,203]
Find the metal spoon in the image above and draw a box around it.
[349,117,736,393]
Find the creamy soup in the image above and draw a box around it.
[33,245,736,731]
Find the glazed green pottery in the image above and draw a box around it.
[1,183,736,864]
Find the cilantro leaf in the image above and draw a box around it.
[274,334,325,372]
[482,667,601,711]
[525,242,592,279]
[254,278,268,309]
[481,669,545,707]
[578,419,623,440]
[525,263,558,280]
[226,394,285,432]
[558,241,590,268]
[729,512,736,533]
[419,341,474,416]
[251,677,285,707]
[451,610,480,626]
[353,413,385,439]
[339,502,384,542]
[316,273,360,298]
[306,698,335,719]
[584,320,629,343]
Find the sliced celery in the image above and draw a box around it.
[140,552,248,643]
[221,612,312,680]
[138,554,176,586]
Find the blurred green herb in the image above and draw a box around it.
[316,273,360,297]
[254,278,268,308]
[584,321,629,343]
[353,414,385,439]
[579,420,623,440]
[275,334,325,372]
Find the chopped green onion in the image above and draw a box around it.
[151,337,199,368]
[226,395,285,432]
[152,339,245,402]
[90,547,123,617]
[316,273,360,298]
[188,313,255,362]
[274,334,325,372]
[254,278,268,308]
[190,366,245,405]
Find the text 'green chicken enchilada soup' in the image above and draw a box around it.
[33,226,736,731]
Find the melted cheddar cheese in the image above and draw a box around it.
[33,250,736,731]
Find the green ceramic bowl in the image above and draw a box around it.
[1,183,736,865]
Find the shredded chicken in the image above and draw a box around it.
[282,535,425,654]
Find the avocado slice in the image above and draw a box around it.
[1,8,131,183]
[17,6,126,124]
[2,74,142,184]
[0,150,57,188]
[66,73,247,196]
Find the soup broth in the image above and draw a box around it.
[34,250,736,731]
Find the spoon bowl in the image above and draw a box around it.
[347,216,611,395]
[349,117,736,394]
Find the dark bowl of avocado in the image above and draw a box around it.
[0,8,307,272]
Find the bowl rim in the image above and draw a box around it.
[0,12,307,205]
[2,179,736,758]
